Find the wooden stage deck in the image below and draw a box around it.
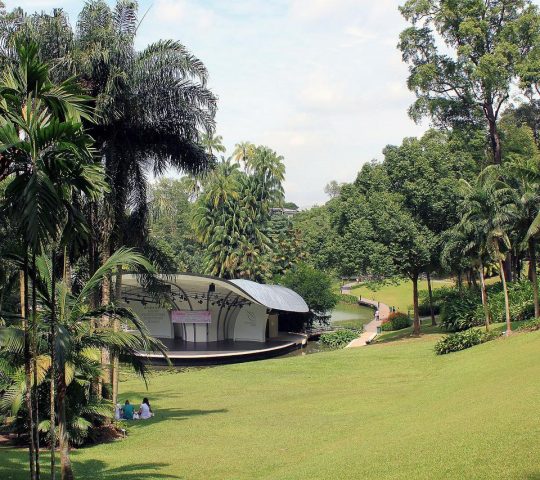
[139,333,307,366]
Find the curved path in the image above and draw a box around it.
[340,282,390,348]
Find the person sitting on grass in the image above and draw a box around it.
[122,400,134,420]
[138,397,153,419]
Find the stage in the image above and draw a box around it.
[138,333,308,366]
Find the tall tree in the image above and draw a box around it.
[0,38,102,480]
[399,0,540,164]
[458,171,515,334]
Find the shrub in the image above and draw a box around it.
[440,282,536,332]
[381,312,411,331]
[339,293,359,304]
[486,281,534,323]
[518,318,540,332]
[440,288,484,331]
[418,287,453,316]
[434,329,500,355]
[319,329,359,349]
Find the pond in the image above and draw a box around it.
[330,303,374,329]
[286,302,375,357]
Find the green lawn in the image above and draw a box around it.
[349,279,454,312]
[2,331,540,479]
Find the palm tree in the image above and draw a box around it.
[35,248,165,480]
[246,146,285,207]
[458,171,515,334]
[505,157,540,318]
[1,1,217,406]
[232,141,255,165]
[193,161,273,281]
[0,38,102,480]
[201,132,226,156]
[0,249,166,480]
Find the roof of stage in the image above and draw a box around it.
[122,273,309,313]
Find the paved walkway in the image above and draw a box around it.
[340,282,390,348]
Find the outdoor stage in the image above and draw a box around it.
[139,333,308,366]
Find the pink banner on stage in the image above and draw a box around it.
[171,310,211,324]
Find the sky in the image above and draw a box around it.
[6,0,426,207]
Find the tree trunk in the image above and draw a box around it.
[50,251,57,480]
[479,260,491,331]
[529,238,540,318]
[111,266,123,406]
[457,271,463,293]
[471,269,478,288]
[412,273,420,336]
[485,104,502,164]
[100,247,111,399]
[31,253,40,480]
[20,265,36,480]
[57,367,73,480]
[503,253,513,283]
[427,271,436,326]
[499,258,512,336]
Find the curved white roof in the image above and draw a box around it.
[230,279,309,313]
[122,273,309,313]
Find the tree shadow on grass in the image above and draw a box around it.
[73,459,184,479]
[0,448,184,480]
[124,407,228,426]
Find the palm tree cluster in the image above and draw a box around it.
[444,123,540,336]
[193,143,293,281]
[0,2,218,477]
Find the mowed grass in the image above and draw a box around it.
[2,331,540,479]
[350,279,454,312]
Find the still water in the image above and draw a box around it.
[287,303,375,357]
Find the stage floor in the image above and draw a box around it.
[139,333,307,366]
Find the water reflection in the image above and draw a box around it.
[287,303,375,357]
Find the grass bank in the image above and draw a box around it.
[1,331,540,479]
[348,279,454,312]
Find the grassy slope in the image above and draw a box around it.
[2,332,540,479]
[349,279,454,312]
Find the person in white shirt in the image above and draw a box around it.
[138,397,153,419]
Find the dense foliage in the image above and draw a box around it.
[381,312,412,332]
[280,263,338,325]
[319,329,359,349]
[440,282,536,332]
[434,329,500,356]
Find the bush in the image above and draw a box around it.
[486,281,534,323]
[518,317,540,332]
[339,293,359,304]
[440,288,483,331]
[319,329,359,349]
[434,329,500,355]
[440,282,536,332]
[418,287,453,316]
[381,312,411,331]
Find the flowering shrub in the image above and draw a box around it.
[381,312,411,331]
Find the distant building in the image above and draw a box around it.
[270,207,299,218]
